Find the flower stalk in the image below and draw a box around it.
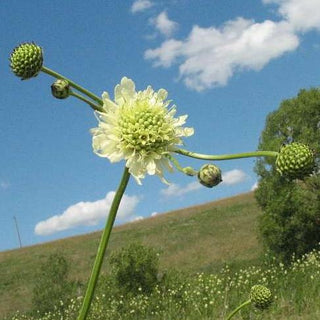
[41,66,104,109]
[166,154,198,176]
[226,300,251,320]
[174,148,279,161]
[77,166,131,320]
[70,91,103,112]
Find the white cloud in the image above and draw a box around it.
[151,211,158,217]
[131,0,153,14]
[151,11,178,37]
[160,181,202,197]
[145,0,320,91]
[145,18,299,91]
[34,192,140,236]
[221,169,247,185]
[145,39,183,67]
[264,0,320,32]
[251,181,259,191]
[131,215,144,222]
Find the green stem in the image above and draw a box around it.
[70,91,104,112]
[226,300,251,320]
[41,66,103,106]
[77,166,131,320]
[166,154,198,176]
[174,148,279,161]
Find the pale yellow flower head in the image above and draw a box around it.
[91,77,194,184]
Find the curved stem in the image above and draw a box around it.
[226,300,251,320]
[166,154,198,176]
[77,166,131,320]
[174,148,279,161]
[70,91,104,112]
[41,66,103,106]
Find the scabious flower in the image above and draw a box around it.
[91,77,194,184]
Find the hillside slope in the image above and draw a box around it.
[0,192,262,317]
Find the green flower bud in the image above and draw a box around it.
[197,164,222,188]
[276,142,315,179]
[250,285,272,310]
[51,79,71,99]
[10,42,43,80]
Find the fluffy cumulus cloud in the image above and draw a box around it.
[145,0,320,91]
[34,192,140,236]
[221,169,247,185]
[145,39,183,67]
[263,0,320,32]
[146,18,298,91]
[131,0,153,13]
[151,11,178,37]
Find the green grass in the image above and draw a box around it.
[2,191,320,320]
[5,246,320,320]
[0,192,262,317]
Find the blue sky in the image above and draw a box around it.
[1,0,320,251]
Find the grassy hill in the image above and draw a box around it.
[0,192,263,317]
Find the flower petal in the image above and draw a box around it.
[115,77,136,105]
[157,88,168,101]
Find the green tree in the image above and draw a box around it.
[255,88,320,262]
[32,253,75,315]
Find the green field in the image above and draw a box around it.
[0,192,262,317]
[1,191,320,320]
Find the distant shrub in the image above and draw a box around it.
[109,243,160,295]
[31,253,75,315]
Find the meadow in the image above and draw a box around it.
[1,192,320,319]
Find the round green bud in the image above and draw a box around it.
[51,79,71,99]
[276,142,315,179]
[250,285,272,310]
[197,164,222,188]
[10,42,43,80]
